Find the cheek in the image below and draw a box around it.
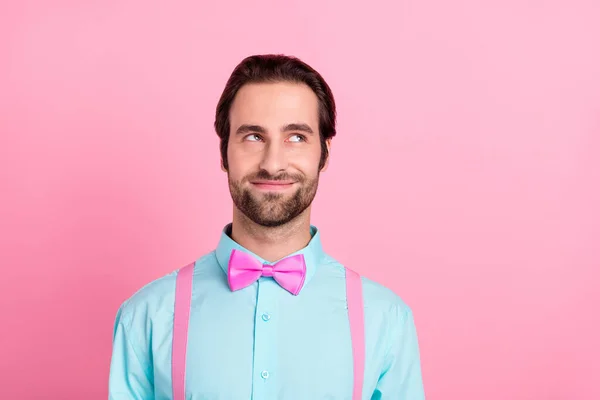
[227,146,258,178]
[291,150,322,176]
[229,140,263,160]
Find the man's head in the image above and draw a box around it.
[214,54,337,228]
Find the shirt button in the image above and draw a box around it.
[261,370,270,379]
[261,313,271,321]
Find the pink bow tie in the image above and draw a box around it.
[227,249,307,296]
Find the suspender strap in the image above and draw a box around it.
[172,262,195,400]
[346,267,365,400]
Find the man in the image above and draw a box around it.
[109,54,425,399]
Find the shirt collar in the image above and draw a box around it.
[215,223,325,294]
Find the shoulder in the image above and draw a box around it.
[359,274,413,323]
[320,253,413,322]
[357,274,418,353]
[114,251,217,327]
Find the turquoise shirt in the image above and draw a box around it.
[108,224,425,399]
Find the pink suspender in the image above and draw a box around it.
[171,263,365,400]
[171,262,195,400]
[345,267,366,400]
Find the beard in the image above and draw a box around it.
[228,169,319,228]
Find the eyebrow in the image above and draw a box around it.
[282,123,314,135]
[234,123,315,136]
[235,124,267,135]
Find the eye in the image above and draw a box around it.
[288,134,306,143]
[244,134,262,142]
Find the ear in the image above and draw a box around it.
[320,138,332,172]
[220,158,227,172]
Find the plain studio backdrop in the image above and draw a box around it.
[1,1,599,399]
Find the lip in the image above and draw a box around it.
[251,180,296,190]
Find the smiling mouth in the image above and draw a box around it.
[251,181,296,190]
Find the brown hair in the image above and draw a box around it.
[214,54,337,170]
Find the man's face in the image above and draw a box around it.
[225,81,329,227]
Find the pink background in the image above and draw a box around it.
[1,1,599,399]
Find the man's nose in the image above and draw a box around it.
[259,142,288,175]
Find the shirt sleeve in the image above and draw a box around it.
[108,305,154,400]
[372,305,426,399]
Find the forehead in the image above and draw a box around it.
[229,82,319,130]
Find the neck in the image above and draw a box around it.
[230,208,313,262]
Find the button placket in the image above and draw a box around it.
[252,278,279,398]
